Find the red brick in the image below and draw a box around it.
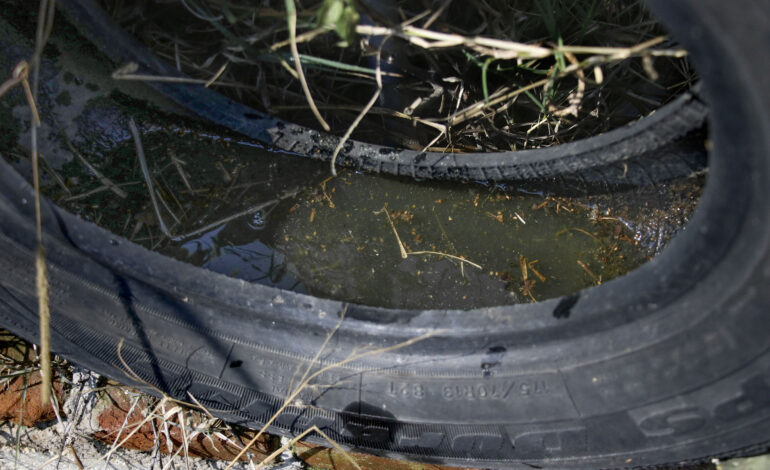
[93,387,278,462]
[0,371,63,427]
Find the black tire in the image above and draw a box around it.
[1,1,769,469]
[56,0,709,185]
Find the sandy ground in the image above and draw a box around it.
[0,369,303,470]
[0,423,303,470]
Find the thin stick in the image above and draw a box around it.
[577,260,601,285]
[374,205,407,259]
[129,118,172,237]
[285,0,330,131]
[420,129,447,153]
[422,0,453,28]
[38,152,71,196]
[278,58,300,79]
[408,251,482,269]
[269,26,331,51]
[69,444,84,470]
[330,41,384,175]
[112,62,254,89]
[204,62,228,88]
[63,135,127,198]
[15,358,30,465]
[0,66,26,99]
[155,188,182,226]
[29,0,56,407]
[172,190,298,240]
[557,227,603,244]
[177,410,190,470]
[528,260,547,282]
[65,182,140,202]
[19,65,42,126]
[170,153,193,191]
[375,206,481,269]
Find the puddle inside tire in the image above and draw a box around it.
[37,124,704,310]
[0,5,705,310]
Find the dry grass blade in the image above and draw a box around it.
[204,62,228,88]
[330,41,385,175]
[577,259,601,285]
[355,25,684,60]
[407,250,482,269]
[355,24,552,59]
[172,189,299,240]
[0,66,26,98]
[374,204,407,259]
[423,0,453,28]
[63,135,128,198]
[69,444,85,470]
[129,118,172,237]
[269,26,332,51]
[287,305,347,400]
[112,62,256,90]
[285,0,330,132]
[14,373,29,465]
[38,151,71,196]
[0,62,40,126]
[374,204,482,269]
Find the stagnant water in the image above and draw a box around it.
[36,125,700,310]
[0,10,703,310]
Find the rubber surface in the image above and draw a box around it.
[1,1,770,469]
[56,0,709,184]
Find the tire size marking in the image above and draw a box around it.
[386,379,548,401]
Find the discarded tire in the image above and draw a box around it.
[0,1,769,469]
[57,0,708,185]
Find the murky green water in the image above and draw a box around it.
[34,128,655,310]
[269,172,648,309]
